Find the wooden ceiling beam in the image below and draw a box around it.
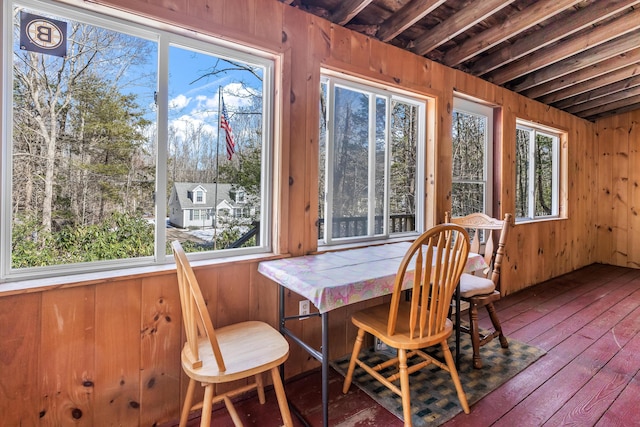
[330,0,373,26]
[551,71,640,109]
[445,0,583,67]
[470,0,640,75]
[566,83,640,114]
[411,0,515,56]
[291,0,640,118]
[377,0,447,42]
[509,30,640,93]
[584,101,640,121]
[579,93,640,119]
[522,44,640,102]
[488,8,640,86]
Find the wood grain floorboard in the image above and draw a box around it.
[160,264,640,426]
[446,264,640,427]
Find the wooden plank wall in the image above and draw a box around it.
[0,0,602,424]
[595,109,640,267]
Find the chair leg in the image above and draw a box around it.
[223,395,243,427]
[179,378,196,427]
[468,303,482,369]
[441,342,470,414]
[255,372,266,404]
[486,302,508,348]
[200,384,215,427]
[270,366,294,427]
[398,348,412,427]
[343,328,365,393]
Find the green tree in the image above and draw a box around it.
[64,75,153,225]
[12,212,154,268]
[452,110,486,216]
[12,18,152,233]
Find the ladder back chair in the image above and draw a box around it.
[171,240,293,427]
[444,212,512,369]
[342,224,471,427]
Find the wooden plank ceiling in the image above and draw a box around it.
[283,0,640,121]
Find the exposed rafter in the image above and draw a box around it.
[411,0,515,56]
[511,30,640,93]
[290,0,640,120]
[526,48,640,99]
[471,0,640,75]
[539,62,640,105]
[377,0,447,42]
[566,84,640,114]
[582,93,640,120]
[445,0,583,67]
[552,73,640,109]
[330,0,373,25]
[489,9,640,86]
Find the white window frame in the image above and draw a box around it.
[515,119,560,221]
[452,96,494,216]
[1,0,275,280]
[191,209,207,221]
[319,72,426,246]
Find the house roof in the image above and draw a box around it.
[172,182,234,209]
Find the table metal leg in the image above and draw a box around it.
[277,285,329,427]
[321,313,329,427]
[278,286,312,427]
[279,286,286,382]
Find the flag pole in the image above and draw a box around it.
[213,87,221,250]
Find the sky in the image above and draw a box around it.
[165,46,263,143]
[14,5,265,155]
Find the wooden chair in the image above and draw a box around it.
[445,212,512,369]
[342,224,471,427]
[171,241,293,427]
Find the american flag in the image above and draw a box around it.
[220,97,236,160]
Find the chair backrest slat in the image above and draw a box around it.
[445,212,512,290]
[172,240,227,372]
[387,224,470,339]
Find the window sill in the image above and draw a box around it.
[314,235,417,255]
[514,216,567,225]
[0,252,286,298]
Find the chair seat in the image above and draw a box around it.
[343,225,472,423]
[459,272,496,298]
[351,302,453,350]
[172,240,293,427]
[182,320,290,383]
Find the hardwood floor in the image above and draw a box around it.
[161,264,640,426]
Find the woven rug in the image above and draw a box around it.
[331,333,546,426]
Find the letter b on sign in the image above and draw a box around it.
[20,12,67,58]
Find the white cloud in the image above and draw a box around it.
[169,94,191,110]
[173,82,255,124]
[166,80,262,149]
[169,114,217,143]
[220,82,259,109]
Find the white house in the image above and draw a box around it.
[168,182,249,229]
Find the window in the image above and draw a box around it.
[191,209,208,221]
[515,120,560,220]
[451,97,494,217]
[3,0,274,279]
[319,73,426,245]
